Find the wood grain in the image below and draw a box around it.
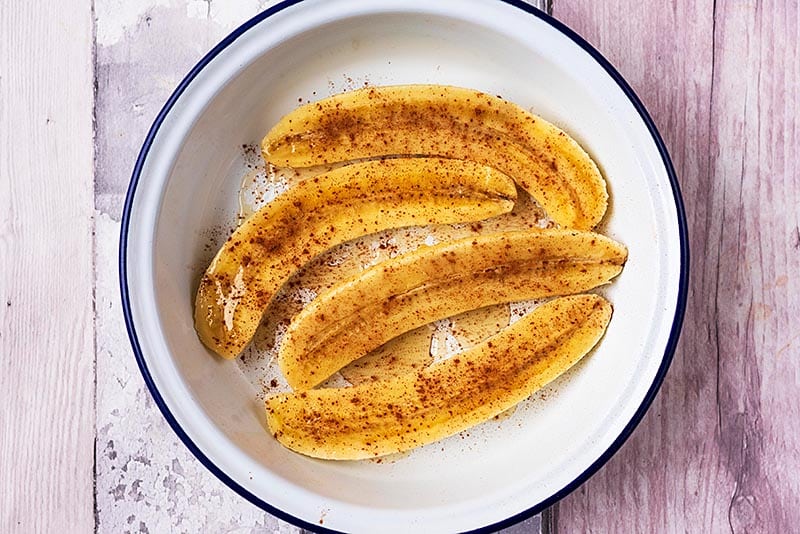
[552,0,800,531]
[0,1,95,532]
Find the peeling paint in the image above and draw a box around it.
[94,213,298,533]
[95,1,280,219]
[95,0,173,46]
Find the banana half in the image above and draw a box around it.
[278,229,627,390]
[263,84,608,230]
[266,294,613,460]
[194,157,516,358]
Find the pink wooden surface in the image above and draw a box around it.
[552,1,800,531]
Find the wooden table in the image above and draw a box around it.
[2,0,798,532]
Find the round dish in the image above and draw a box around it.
[120,1,688,532]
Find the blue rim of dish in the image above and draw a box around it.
[119,0,689,532]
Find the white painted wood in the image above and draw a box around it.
[0,1,95,532]
[93,1,307,532]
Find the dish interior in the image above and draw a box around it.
[127,0,682,530]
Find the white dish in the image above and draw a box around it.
[121,0,688,532]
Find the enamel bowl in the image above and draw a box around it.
[121,0,688,531]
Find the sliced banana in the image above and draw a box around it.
[278,229,626,390]
[266,294,613,460]
[195,158,516,358]
[339,325,434,387]
[263,84,607,230]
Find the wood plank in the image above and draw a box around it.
[0,1,95,532]
[552,0,800,531]
[93,2,304,532]
[93,0,536,531]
